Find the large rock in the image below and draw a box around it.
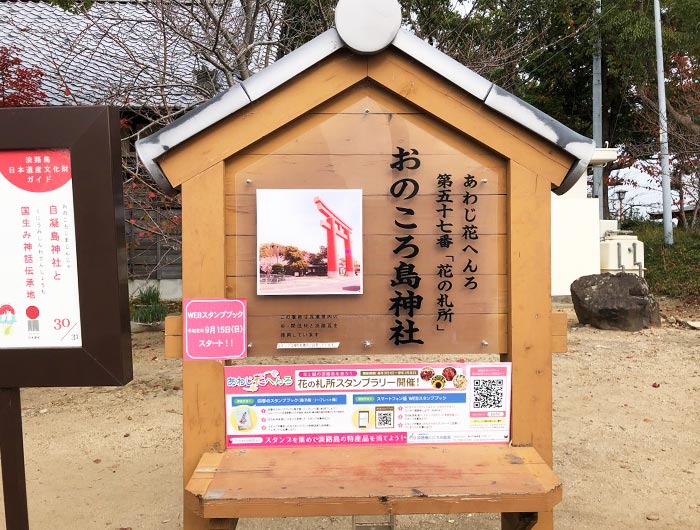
[570,273,661,331]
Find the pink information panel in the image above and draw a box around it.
[225,362,511,448]
[183,298,247,361]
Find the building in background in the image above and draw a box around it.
[551,175,601,297]
[0,0,282,290]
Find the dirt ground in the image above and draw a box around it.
[1,298,699,530]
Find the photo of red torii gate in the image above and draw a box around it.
[255,188,363,296]
[314,195,354,278]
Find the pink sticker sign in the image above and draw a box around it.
[183,298,247,360]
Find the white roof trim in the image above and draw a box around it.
[137,27,595,195]
[135,29,344,193]
[335,0,402,54]
[241,29,345,101]
[391,30,493,101]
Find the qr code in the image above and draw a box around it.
[472,378,504,409]
[375,409,394,429]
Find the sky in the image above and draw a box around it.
[614,166,662,218]
[256,189,363,261]
[612,164,689,221]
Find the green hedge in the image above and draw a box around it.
[626,221,700,303]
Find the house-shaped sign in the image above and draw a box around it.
[137,0,598,359]
[136,1,607,528]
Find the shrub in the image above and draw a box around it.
[130,284,168,323]
[632,222,700,303]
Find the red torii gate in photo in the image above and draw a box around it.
[314,196,353,278]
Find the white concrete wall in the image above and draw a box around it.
[551,177,601,296]
[129,279,182,300]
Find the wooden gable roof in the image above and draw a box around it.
[137,24,594,196]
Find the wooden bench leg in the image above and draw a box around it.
[503,511,552,530]
[209,519,238,530]
[352,514,396,530]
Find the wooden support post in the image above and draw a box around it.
[181,163,231,530]
[503,162,554,530]
[0,388,30,530]
[551,312,568,354]
[164,315,184,359]
[209,519,238,530]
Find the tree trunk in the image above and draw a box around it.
[678,186,687,229]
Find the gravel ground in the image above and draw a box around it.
[1,299,698,530]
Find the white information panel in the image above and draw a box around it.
[0,149,82,348]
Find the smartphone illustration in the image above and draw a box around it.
[235,407,252,430]
[358,410,369,428]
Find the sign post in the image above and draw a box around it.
[0,106,132,529]
[0,388,29,530]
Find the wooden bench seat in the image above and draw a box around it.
[185,445,562,519]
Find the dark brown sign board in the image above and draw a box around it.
[0,106,132,530]
[0,106,132,387]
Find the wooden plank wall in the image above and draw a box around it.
[124,207,182,280]
[224,84,509,357]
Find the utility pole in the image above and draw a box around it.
[592,0,604,219]
[654,0,674,245]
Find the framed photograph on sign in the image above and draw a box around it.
[0,106,132,388]
[256,189,363,296]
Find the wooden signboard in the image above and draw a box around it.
[0,106,132,387]
[0,106,131,530]
[145,44,583,530]
[227,86,507,356]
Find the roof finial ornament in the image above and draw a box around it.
[335,0,402,54]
